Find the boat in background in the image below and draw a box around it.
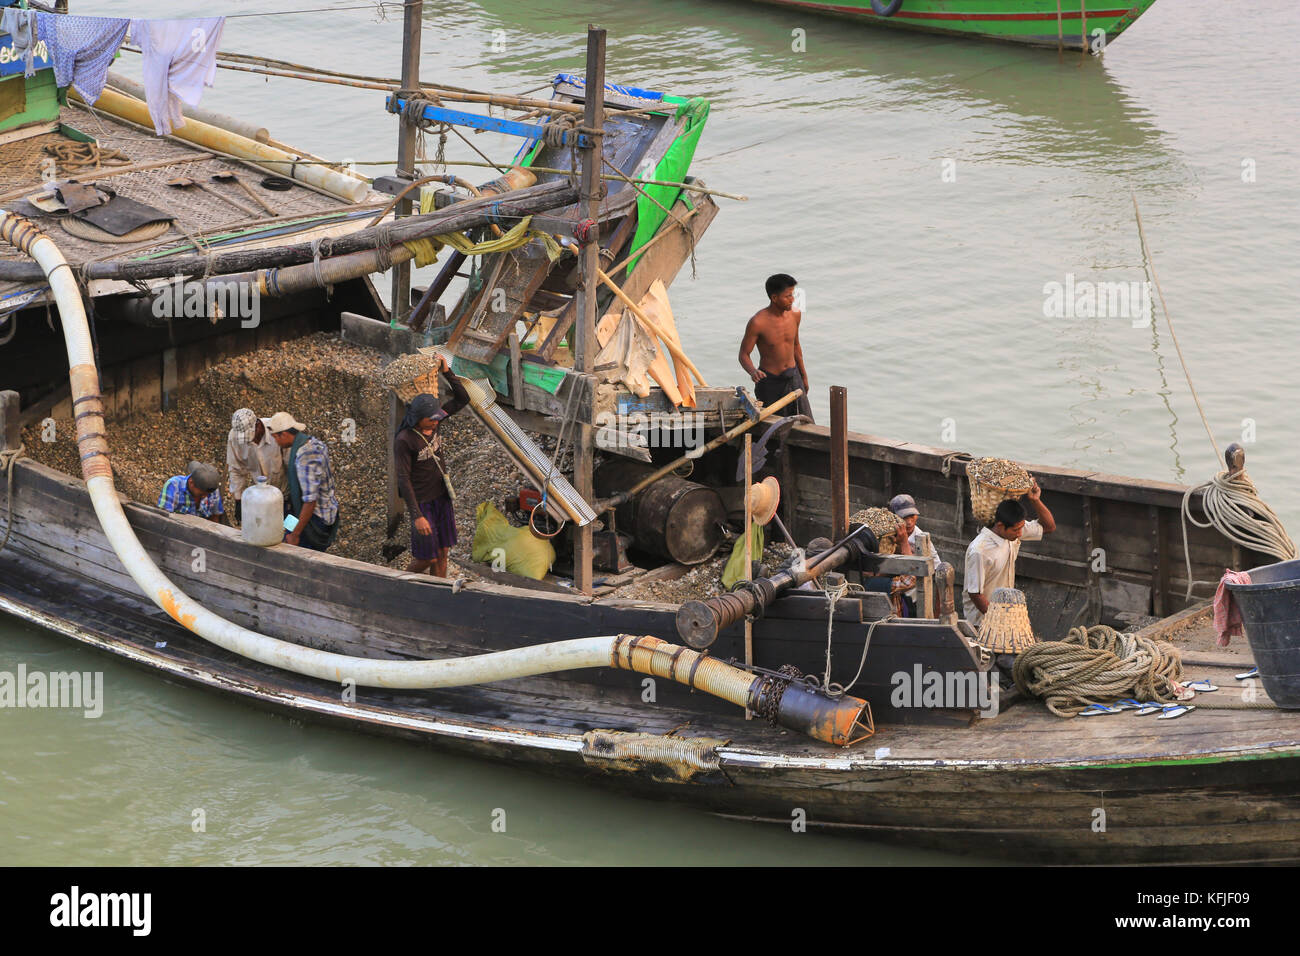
[732,0,1159,51]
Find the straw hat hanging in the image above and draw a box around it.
[747,476,781,525]
[976,588,1038,654]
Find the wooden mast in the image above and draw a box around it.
[573,26,606,596]
[388,0,423,540]
[392,0,423,328]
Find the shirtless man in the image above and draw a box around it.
[738,273,814,421]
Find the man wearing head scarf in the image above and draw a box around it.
[158,461,224,522]
[226,408,286,523]
[394,355,470,577]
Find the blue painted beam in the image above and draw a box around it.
[386,96,592,149]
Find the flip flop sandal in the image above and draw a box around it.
[1079,703,1125,716]
[1135,702,1164,716]
[1156,704,1196,720]
[1235,667,1259,680]
[1185,678,1219,692]
[1115,698,1145,711]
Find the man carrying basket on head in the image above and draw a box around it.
[963,477,1056,627]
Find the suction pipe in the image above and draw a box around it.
[0,213,869,745]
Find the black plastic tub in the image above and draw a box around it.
[1226,559,1300,709]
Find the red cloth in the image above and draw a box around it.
[1214,569,1252,647]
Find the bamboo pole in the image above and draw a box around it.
[573,27,606,598]
[209,61,592,116]
[596,267,708,386]
[73,88,370,202]
[744,431,754,720]
[391,0,423,329]
[0,180,577,284]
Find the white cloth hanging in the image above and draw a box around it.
[129,17,225,136]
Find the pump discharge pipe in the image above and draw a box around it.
[0,212,869,747]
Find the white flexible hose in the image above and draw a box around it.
[9,211,624,689]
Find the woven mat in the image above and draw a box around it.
[0,104,375,295]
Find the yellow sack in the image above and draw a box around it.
[721,524,764,591]
[471,501,556,581]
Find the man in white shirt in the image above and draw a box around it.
[226,407,286,522]
[963,479,1056,627]
[889,493,940,615]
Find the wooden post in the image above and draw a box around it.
[830,385,849,541]
[919,531,935,618]
[1,390,19,451]
[743,431,753,720]
[508,332,523,406]
[385,393,403,538]
[573,26,605,597]
[390,0,423,328]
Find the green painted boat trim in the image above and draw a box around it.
[735,0,1160,50]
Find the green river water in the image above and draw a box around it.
[2,0,1296,865]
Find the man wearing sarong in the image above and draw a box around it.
[738,273,814,421]
[394,358,470,578]
[268,411,340,552]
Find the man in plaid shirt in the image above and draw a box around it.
[158,461,225,522]
[268,411,340,552]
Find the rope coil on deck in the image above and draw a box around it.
[1012,625,1184,717]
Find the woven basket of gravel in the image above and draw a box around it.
[850,507,902,554]
[967,457,1033,525]
[378,352,440,403]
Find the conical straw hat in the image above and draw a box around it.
[747,476,781,525]
[976,587,1038,654]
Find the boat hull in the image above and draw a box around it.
[734,0,1158,50]
[4,456,1300,864]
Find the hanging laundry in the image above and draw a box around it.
[129,17,225,137]
[1,7,40,78]
[34,12,129,104]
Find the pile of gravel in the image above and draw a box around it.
[21,333,537,575]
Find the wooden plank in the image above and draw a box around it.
[616,192,718,307]
[507,332,523,404]
[1153,505,1169,618]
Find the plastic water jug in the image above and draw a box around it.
[241,476,284,547]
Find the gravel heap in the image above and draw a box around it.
[969,457,1032,492]
[23,333,763,606]
[20,333,535,576]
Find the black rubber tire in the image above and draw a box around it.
[871,0,904,16]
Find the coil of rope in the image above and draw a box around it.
[1012,625,1184,717]
[42,142,130,171]
[1182,464,1296,598]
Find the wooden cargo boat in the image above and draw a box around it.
[729,0,1159,51]
[2,402,1294,864]
[3,20,1295,867]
